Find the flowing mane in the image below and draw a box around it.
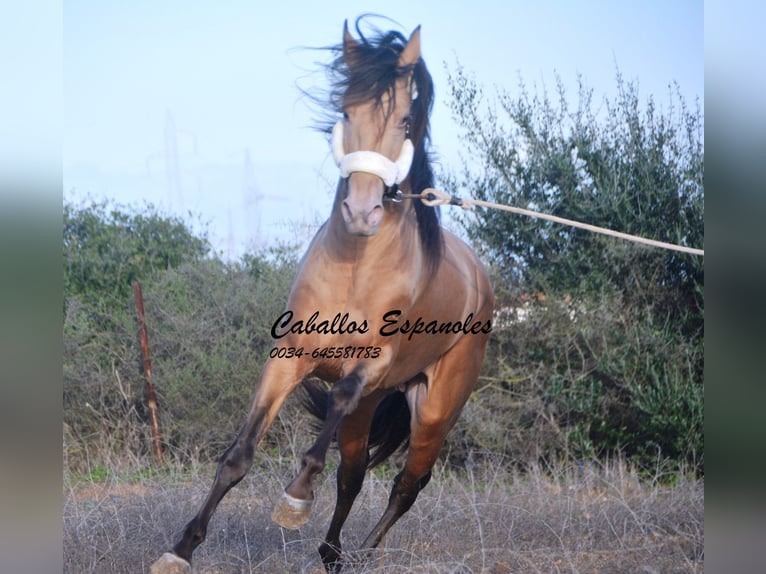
[322,17,443,271]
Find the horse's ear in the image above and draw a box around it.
[342,20,358,65]
[398,26,421,68]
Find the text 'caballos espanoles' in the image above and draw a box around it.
[271,310,492,341]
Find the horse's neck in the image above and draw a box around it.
[292,199,431,313]
[325,201,420,267]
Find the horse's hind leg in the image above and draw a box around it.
[357,419,439,552]
[359,336,488,553]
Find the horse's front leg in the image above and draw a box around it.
[150,357,311,573]
[271,370,366,529]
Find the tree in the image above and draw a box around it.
[447,68,703,332]
[444,68,704,473]
[63,200,210,312]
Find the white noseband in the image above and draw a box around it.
[331,121,414,187]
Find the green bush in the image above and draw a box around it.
[63,200,310,470]
[64,200,209,311]
[143,253,302,461]
[442,68,703,475]
[444,285,703,475]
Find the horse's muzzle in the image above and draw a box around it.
[342,174,384,235]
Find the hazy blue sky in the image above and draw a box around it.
[64,1,703,258]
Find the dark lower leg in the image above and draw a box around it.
[284,373,364,502]
[173,409,264,561]
[319,452,368,572]
[360,469,432,550]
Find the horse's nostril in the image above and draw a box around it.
[367,204,383,228]
[341,201,353,223]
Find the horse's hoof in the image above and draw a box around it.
[271,491,313,529]
[149,552,191,574]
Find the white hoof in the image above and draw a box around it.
[149,552,191,574]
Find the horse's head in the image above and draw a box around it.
[332,22,424,236]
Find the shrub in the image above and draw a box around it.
[63,199,309,470]
[442,68,703,475]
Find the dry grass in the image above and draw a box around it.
[63,458,703,573]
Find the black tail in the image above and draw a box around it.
[367,391,411,469]
[300,379,411,470]
[301,378,330,433]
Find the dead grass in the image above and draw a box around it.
[63,458,703,573]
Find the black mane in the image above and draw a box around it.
[323,16,443,273]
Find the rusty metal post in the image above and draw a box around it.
[133,281,164,464]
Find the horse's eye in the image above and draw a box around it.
[343,111,349,121]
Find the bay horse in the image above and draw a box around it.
[151,19,494,573]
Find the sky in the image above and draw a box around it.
[63,0,703,260]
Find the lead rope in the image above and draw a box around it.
[396,188,704,256]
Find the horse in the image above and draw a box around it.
[151,18,494,574]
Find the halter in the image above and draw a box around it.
[331,120,414,193]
